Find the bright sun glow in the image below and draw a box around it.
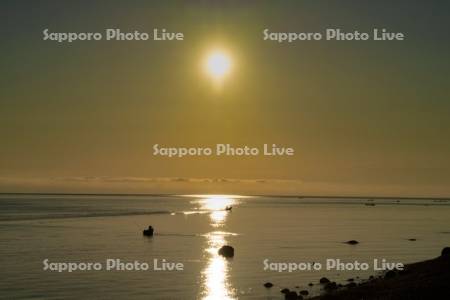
[205,51,231,79]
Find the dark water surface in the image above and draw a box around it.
[0,194,449,299]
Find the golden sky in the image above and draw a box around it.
[1,1,449,196]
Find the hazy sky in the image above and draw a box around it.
[1,1,449,196]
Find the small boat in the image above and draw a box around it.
[143,226,154,236]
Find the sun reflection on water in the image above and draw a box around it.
[196,195,237,227]
[199,195,238,300]
[209,211,227,225]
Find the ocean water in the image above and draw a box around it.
[0,194,449,299]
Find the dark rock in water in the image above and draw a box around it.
[324,282,338,291]
[319,277,330,284]
[337,283,343,288]
[347,282,357,288]
[263,282,273,288]
[347,278,354,282]
[408,238,417,241]
[385,270,396,279]
[441,247,450,257]
[280,288,290,294]
[345,240,359,245]
[308,283,313,286]
[284,291,298,300]
[299,290,309,296]
[218,245,234,258]
[143,226,154,236]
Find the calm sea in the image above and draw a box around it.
[0,194,449,299]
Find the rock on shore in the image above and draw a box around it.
[310,248,450,299]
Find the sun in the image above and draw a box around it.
[205,51,231,80]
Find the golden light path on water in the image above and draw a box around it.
[197,195,238,300]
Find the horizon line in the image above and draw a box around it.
[0,192,449,201]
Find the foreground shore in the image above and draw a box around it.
[309,248,450,300]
